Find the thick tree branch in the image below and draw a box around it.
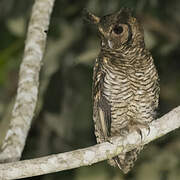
[0,106,180,180]
[0,0,55,162]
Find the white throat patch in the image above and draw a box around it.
[108,40,113,49]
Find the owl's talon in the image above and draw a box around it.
[107,137,114,144]
[136,128,143,140]
[142,124,150,136]
[147,126,150,136]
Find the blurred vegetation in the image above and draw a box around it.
[0,0,180,179]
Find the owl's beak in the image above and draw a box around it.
[82,9,100,25]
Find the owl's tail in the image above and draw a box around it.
[108,147,142,174]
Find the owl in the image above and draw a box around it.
[84,8,159,173]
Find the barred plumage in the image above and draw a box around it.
[84,8,159,173]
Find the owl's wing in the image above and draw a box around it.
[93,58,111,139]
[98,94,111,137]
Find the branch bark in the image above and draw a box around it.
[0,106,180,180]
[0,0,55,162]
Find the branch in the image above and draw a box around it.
[0,106,180,180]
[0,0,55,162]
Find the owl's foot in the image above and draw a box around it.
[106,136,121,145]
[107,138,114,144]
[127,121,150,140]
[101,135,114,144]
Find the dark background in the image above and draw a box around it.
[0,0,180,179]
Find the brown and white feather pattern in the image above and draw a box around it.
[90,8,159,173]
[93,47,159,173]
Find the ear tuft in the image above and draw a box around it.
[82,9,100,25]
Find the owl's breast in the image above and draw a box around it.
[101,59,158,130]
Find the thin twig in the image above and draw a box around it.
[0,0,55,162]
[0,106,180,180]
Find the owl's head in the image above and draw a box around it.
[83,8,145,50]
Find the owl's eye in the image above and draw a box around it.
[113,25,123,34]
